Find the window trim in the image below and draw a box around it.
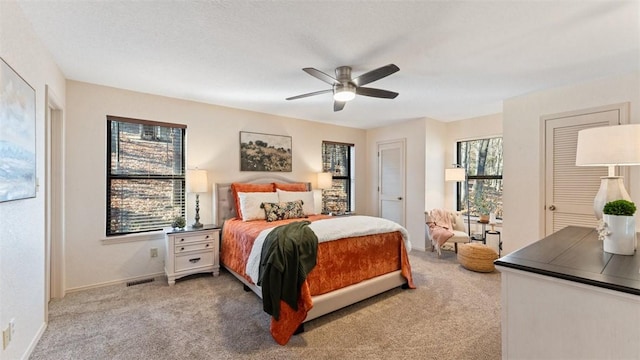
[322,141,355,213]
[106,115,186,236]
[455,136,503,218]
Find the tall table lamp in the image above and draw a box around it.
[317,172,333,214]
[445,165,471,237]
[187,169,208,228]
[575,124,640,220]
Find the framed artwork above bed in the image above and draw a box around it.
[239,131,292,172]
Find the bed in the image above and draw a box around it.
[214,176,415,344]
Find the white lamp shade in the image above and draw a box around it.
[576,124,640,166]
[317,172,333,189]
[187,169,208,193]
[445,168,466,182]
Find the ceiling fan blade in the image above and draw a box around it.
[303,68,339,85]
[286,89,332,101]
[352,64,400,86]
[356,87,398,99]
[334,100,346,112]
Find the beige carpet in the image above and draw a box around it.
[30,249,501,359]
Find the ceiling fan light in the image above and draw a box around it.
[333,83,356,102]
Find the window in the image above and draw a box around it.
[107,116,186,236]
[456,137,503,219]
[321,141,355,214]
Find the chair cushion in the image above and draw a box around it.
[448,230,470,243]
[451,212,466,232]
[457,243,498,272]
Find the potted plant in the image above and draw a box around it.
[602,199,636,255]
[475,198,494,223]
[171,216,186,230]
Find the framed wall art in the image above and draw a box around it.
[240,131,292,172]
[0,57,36,202]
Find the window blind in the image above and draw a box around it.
[106,116,186,236]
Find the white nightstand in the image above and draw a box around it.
[164,225,220,285]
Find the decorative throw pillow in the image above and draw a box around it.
[231,182,275,219]
[238,192,279,221]
[261,200,306,222]
[273,182,308,191]
[276,189,316,215]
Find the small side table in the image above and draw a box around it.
[471,220,490,244]
[484,229,502,256]
[165,224,220,285]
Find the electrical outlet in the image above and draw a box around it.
[2,325,10,350]
[150,248,158,258]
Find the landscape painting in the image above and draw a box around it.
[240,131,292,172]
[0,58,36,202]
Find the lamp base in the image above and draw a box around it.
[192,193,203,228]
[593,176,631,220]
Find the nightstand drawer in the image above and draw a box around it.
[173,232,215,245]
[175,250,214,272]
[175,241,213,254]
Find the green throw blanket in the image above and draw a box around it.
[258,221,318,321]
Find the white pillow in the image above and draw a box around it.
[276,189,316,215]
[238,192,279,221]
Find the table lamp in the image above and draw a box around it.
[317,172,333,214]
[187,169,208,228]
[445,165,471,237]
[575,124,640,220]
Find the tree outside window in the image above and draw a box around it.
[457,137,503,219]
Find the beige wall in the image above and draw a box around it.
[366,118,429,251]
[444,113,503,210]
[503,72,640,254]
[0,2,66,359]
[64,80,367,290]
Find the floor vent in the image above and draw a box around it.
[126,278,154,287]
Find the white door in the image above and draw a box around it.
[378,139,405,225]
[544,103,628,235]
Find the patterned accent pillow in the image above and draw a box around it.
[261,200,306,222]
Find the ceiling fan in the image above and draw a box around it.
[286,64,400,111]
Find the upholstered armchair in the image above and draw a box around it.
[425,209,470,256]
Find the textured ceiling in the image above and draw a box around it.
[17,1,640,129]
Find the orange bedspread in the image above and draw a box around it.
[221,216,415,344]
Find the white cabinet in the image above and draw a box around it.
[165,225,220,285]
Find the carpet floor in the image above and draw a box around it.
[30,249,501,359]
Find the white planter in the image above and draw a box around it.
[602,214,636,255]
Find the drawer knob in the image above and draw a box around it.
[206,244,210,247]
[180,238,184,242]
[189,257,201,263]
[180,247,185,251]
[205,235,210,239]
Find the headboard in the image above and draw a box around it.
[214,175,311,226]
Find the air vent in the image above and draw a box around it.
[126,278,154,287]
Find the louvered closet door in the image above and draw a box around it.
[544,104,627,235]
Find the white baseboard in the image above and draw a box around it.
[22,322,47,360]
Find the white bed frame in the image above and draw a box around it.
[214,175,407,322]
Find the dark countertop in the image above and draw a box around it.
[495,226,640,296]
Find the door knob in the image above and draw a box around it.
[549,205,556,211]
